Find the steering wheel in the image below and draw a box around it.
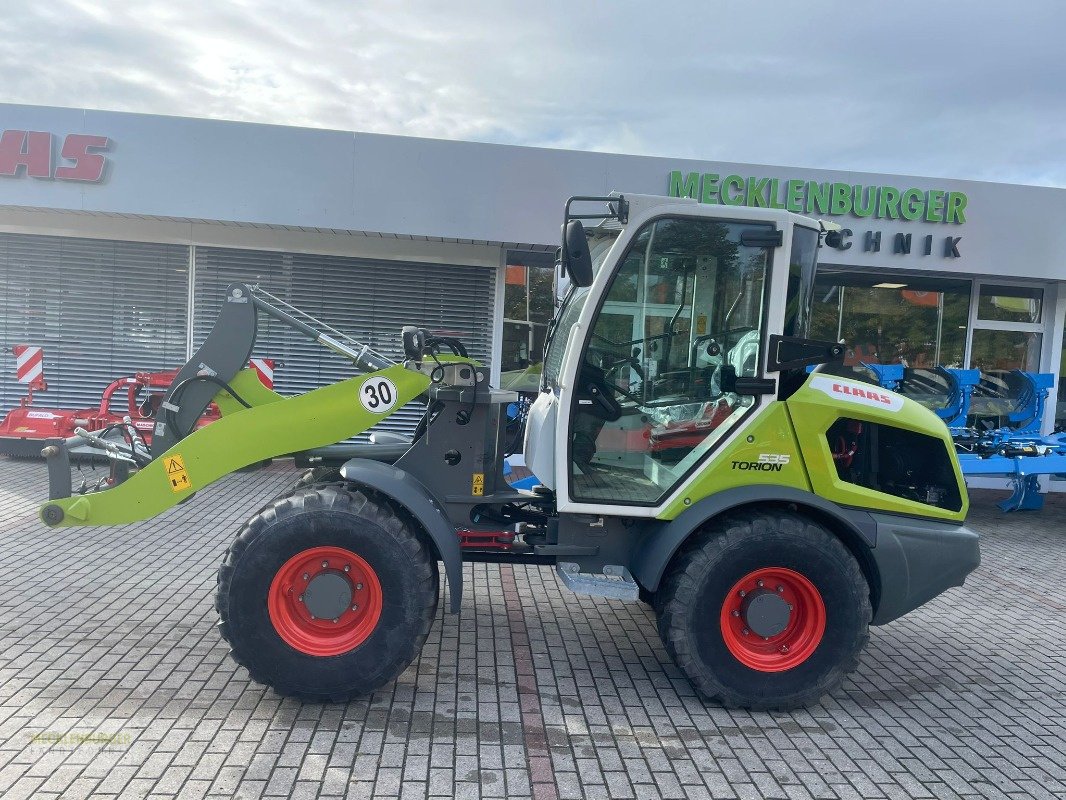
[587,343,645,382]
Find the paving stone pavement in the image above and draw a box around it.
[0,457,1063,799]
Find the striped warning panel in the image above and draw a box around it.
[249,358,275,389]
[13,345,43,384]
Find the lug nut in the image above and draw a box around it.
[757,580,764,588]
[776,585,784,593]
[788,604,793,611]
[298,594,304,602]
[310,614,316,620]
[742,628,750,636]
[321,561,328,568]
[333,618,339,623]
[351,604,358,611]
[739,590,746,598]
[780,645,789,653]
[344,565,350,572]
[355,583,363,590]
[763,636,769,641]
[732,610,740,617]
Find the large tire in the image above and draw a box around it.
[216,485,438,701]
[656,510,870,710]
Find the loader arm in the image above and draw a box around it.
[40,364,430,527]
[39,281,430,528]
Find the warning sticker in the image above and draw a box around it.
[471,473,485,496]
[165,454,192,493]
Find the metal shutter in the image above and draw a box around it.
[0,232,188,413]
[193,246,496,437]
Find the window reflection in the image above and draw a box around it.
[977,284,1042,324]
[810,270,971,368]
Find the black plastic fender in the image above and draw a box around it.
[631,485,878,593]
[339,458,463,613]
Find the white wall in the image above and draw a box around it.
[2,103,1065,281]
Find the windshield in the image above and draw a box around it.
[541,230,620,391]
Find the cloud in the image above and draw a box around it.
[0,0,1063,186]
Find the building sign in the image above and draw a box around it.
[667,170,967,224]
[668,170,966,259]
[0,130,111,182]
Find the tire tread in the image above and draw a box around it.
[656,510,871,710]
[215,484,438,702]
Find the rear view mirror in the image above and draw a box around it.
[563,220,594,287]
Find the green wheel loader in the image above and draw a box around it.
[39,193,980,709]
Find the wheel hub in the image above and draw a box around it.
[303,572,354,621]
[742,591,791,638]
[267,546,383,656]
[719,567,826,673]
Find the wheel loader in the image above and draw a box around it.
[38,193,980,709]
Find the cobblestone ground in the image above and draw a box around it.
[0,457,1063,800]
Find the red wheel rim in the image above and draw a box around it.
[719,567,826,672]
[268,546,383,656]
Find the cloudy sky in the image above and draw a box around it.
[2,1,1064,186]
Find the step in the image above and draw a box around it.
[556,562,639,601]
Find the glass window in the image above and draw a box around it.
[1058,319,1065,433]
[569,216,773,505]
[977,284,1042,324]
[783,226,819,338]
[969,329,1042,372]
[540,232,620,392]
[500,264,555,392]
[810,270,971,368]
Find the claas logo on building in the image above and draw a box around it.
[0,130,111,182]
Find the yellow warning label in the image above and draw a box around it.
[471,472,485,496]
[165,454,192,493]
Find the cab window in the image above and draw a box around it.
[569,216,773,505]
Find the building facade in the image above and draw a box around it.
[1,103,1064,447]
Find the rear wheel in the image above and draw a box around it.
[656,510,870,710]
[216,486,438,701]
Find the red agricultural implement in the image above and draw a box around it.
[0,346,275,459]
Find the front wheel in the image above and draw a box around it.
[656,511,871,710]
[216,486,438,701]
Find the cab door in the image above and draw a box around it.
[558,213,782,512]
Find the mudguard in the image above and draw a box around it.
[631,485,877,593]
[339,458,464,614]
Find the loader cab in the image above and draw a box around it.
[526,194,821,513]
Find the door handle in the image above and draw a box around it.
[732,377,776,396]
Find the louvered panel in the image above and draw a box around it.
[0,233,188,415]
[193,247,496,438]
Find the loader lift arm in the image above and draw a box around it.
[151,284,394,457]
[40,283,430,527]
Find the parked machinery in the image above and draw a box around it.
[861,363,1066,511]
[36,194,980,709]
[0,347,275,461]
